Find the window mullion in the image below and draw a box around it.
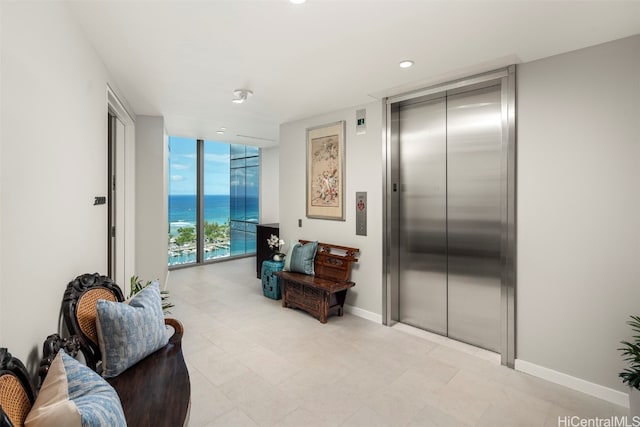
[196,139,204,263]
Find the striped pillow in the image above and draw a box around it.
[25,350,125,426]
[96,281,168,378]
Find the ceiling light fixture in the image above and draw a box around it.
[216,130,225,135]
[290,0,306,4]
[232,89,253,104]
[399,60,414,69]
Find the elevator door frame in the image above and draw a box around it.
[383,66,516,367]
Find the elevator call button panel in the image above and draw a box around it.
[356,192,367,236]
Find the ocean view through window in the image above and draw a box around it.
[168,137,259,267]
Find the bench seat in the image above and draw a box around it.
[61,273,190,427]
[275,241,359,323]
[106,325,190,427]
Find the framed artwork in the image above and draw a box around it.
[306,121,346,220]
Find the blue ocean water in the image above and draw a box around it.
[168,194,258,265]
[169,194,230,235]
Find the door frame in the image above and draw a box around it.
[107,85,136,296]
[382,66,517,367]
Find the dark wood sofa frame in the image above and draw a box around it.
[62,273,191,427]
[0,348,35,427]
[275,240,359,323]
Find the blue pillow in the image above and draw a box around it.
[96,281,168,378]
[283,243,296,272]
[289,241,318,275]
[25,350,126,426]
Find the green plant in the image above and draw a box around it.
[175,227,196,246]
[619,315,640,389]
[129,275,174,313]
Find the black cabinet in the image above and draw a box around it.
[256,223,279,278]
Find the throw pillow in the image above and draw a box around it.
[25,350,126,427]
[289,241,318,275]
[96,281,168,378]
[283,243,298,272]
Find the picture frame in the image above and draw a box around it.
[306,121,346,221]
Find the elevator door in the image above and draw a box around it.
[398,84,503,353]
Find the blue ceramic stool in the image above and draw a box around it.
[261,260,284,300]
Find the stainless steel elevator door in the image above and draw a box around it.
[396,85,503,353]
[398,97,447,335]
[447,85,502,352]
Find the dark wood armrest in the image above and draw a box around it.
[164,317,184,344]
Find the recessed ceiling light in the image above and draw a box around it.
[216,130,225,135]
[399,60,414,69]
[290,0,306,4]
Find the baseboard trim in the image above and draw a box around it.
[344,304,382,324]
[515,359,629,408]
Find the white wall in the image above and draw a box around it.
[260,146,279,224]
[135,116,168,288]
[517,35,640,394]
[0,0,4,346]
[279,102,383,318]
[0,2,113,363]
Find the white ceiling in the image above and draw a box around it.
[66,0,640,147]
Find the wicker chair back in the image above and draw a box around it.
[0,348,35,427]
[62,273,124,370]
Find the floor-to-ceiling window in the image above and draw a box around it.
[168,137,199,266]
[168,137,258,267]
[230,144,259,256]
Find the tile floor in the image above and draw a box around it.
[167,257,627,427]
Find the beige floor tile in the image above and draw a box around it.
[218,370,272,403]
[204,408,259,427]
[332,363,400,400]
[217,369,299,426]
[200,328,260,356]
[165,258,627,427]
[424,381,493,425]
[277,369,328,403]
[341,406,395,427]
[274,407,338,427]
[361,388,425,426]
[407,403,472,427]
[188,369,235,427]
[192,350,252,387]
[299,385,363,425]
[240,395,298,427]
[476,393,551,427]
[234,345,302,385]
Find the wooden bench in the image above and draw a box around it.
[275,241,359,323]
[61,273,191,427]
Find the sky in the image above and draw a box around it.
[169,136,231,195]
